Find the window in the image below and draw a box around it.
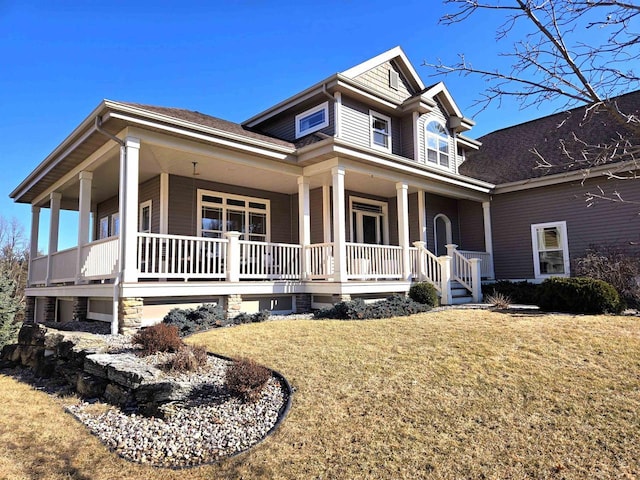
[198,190,270,242]
[370,111,392,152]
[531,221,570,278]
[111,213,120,237]
[139,200,152,233]
[99,216,109,240]
[349,197,388,245]
[295,102,329,138]
[426,120,450,168]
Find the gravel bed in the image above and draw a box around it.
[5,330,289,469]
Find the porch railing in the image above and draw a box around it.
[80,237,119,280]
[346,243,403,279]
[457,250,494,279]
[239,240,301,280]
[138,233,228,279]
[451,249,473,292]
[30,255,48,285]
[412,243,442,293]
[306,243,334,280]
[50,247,78,283]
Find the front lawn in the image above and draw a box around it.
[1,309,639,479]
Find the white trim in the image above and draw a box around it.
[531,220,570,279]
[139,200,152,233]
[433,213,452,256]
[111,212,120,236]
[349,196,389,245]
[295,102,329,139]
[197,189,271,241]
[369,110,392,153]
[334,92,342,139]
[98,216,109,240]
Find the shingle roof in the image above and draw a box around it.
[459,90,640,184]
[120,102,296,149]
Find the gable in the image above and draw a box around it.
[353,60,416,103]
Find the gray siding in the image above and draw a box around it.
[258,99,335,141]
[400,114,415,159]
[424,193,460,253]
[408,192,420,243]
[491,177,640,279]
[353,60,415,102]
[139,176,160,233]
[458,199,485,252]
[341,96,402,156]
[95,196,119,239]
[168,175,294,243]
[310,187,325,244]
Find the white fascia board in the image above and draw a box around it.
[424,82,464,118]
[129,126,302,177]
[105,101,295,155]
[341,46,425,92]
[242,76,340,127]
[106,112,294,162]
[10,100,109,202]
[457,135,482,150]
[121,281,307,298]
[494,160,639,193]
[299,138,494,193]
[26,283,114,297]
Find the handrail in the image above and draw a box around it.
[452,249,473,292]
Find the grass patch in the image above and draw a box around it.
[1,310,639,478]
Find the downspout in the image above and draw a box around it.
[95,116,125,335]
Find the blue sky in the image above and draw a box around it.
[0,0,607,250]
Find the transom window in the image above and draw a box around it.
[370,110,392,152]
[531,221,570,278]
[198,190,270,242]
[295,102,329,138]
[426,120,450,168]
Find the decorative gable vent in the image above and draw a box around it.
[389,70,399,90]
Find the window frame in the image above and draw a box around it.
[139,200,152,233]
[349,196,389,245]
[425,120,450,168]
[295,101,329,139]
[197,189,271,242]
[530,221,570,279]
[369,110,392,153]
[111,213,120,237]
[98,216,109,240]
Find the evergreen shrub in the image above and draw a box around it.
[538,277,622,314]
[408,282,439,306]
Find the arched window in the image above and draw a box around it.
[426,121,450,168]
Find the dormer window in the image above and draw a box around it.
[295,102,329,138]
[426,120,450,168]
[370,110,392,152]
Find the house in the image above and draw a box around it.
[460,90,640,281]
[10,47,496,334]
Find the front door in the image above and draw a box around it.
[360,213,382,244]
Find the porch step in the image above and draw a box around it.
[449,280,473,305]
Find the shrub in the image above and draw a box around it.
[163,344,209,373]
[574,246,640,308]
[252,310,271,323]
[538,277,622,314]
[408,282,439,307]
[482,280,541,305]
[225,357,272,402]
[132,323,184,356]
[164,303,226,337]
[314,294,431,320]
[232,310,271,324]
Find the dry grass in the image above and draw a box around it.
[1,309,639,479]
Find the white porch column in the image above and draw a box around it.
[45,192,61,286]
[417,190,427,245]
[119,137,140,283]
[76,171,93,284]
[159,172,169,234]
[396,182,411,281]
[438,255,452,305]
[469,258,482,302]
[28,206,40,286]
[482,201,495,279]
[298,176,311,279]
[322,184,331,243]
[331,166,346,282]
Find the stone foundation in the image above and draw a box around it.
[44,297,56,323]
[294,294,312,313]
[332,294,351,303]
[119,297,143,335]
[73,297,88,322]
[224,294,242,319]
